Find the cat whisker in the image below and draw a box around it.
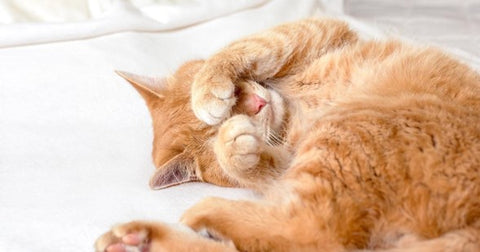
[265,126,284,146]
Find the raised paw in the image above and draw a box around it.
[215,115,262,176]
[191,70,236,125]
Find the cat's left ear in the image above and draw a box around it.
[149,152,200,190]
[115,70,167,101]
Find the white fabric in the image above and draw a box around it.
[0,0,267,23]
[0,0,478,251]
[0,0,270,48]
[344,0,480,71]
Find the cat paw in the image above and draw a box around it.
[215,115,262,175]
[95,222,152,252]
[95,220,235,252]
[191,72,236,125]
[180,197,225,232]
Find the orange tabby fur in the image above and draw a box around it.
[96,19,480,251]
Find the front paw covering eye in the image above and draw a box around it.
[191,74,236,125]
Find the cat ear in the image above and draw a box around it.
[149,152,200,190]
[115,70,166,101]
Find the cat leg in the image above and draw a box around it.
[180,196,344,252]
[94,221,237,252]
[214,114,288,189]
[368,227,480,252]
[192,19,358,125]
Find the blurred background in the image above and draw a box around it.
[1,0,478,61]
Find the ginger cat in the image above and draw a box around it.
[96,19,480,251]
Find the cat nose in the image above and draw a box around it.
[252,94,267,114]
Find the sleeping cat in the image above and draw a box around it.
[95,19,480,251]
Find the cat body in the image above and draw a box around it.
[96,19,480,251]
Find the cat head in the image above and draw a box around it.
[117,60,286,189]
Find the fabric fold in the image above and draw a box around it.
[0,0,269,48]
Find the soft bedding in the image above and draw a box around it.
[0,0,478,251]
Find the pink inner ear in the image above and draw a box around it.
[149,167,199,190]
[149,154,200,190]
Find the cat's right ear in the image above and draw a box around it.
[115,70,166,103]
[149,152,199,190]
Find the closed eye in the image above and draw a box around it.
[234,86,242,97]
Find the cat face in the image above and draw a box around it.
[117,60,285,189]
[232,80,286,143]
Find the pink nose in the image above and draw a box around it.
[251,94,267,114]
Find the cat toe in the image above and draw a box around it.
[232,134,260,154]
[95,223,151,252]
[193,95,234,125]
[219,115,258,142]
[216,115,262,172]
[191,78,236,125]
[95,230,121,252]
[105,243,125,252]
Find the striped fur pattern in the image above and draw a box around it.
[96,19,480,251]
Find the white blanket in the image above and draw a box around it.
[0,1,478,251]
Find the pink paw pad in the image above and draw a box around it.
[106,232,149,252]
